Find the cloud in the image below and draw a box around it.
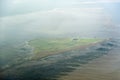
[77,0,120,4]
[12,0,27,4]
[0,7,105,36]
[100,0,120,3]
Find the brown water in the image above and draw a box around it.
[58,47,120,80]
[1,25,120,80]
[1,39,119,80]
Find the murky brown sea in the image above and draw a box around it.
[58,47,120,80]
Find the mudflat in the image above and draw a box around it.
[58,47,120,80]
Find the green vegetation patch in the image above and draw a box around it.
[28,38,101,58]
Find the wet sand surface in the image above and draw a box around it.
[58,47,120,80]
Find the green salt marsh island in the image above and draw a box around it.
[28,38,101,58]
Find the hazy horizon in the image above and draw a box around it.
[1,0,120,40]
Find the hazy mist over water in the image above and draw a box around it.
[0,0,120,63]
[1,0,119,41]
[0,8,103,39]
[0,0,120,80]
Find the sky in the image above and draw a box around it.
[0,0,120,17]
[0,0,120,37]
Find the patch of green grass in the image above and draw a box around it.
[29,38,101,56]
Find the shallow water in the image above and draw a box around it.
[0,38,119,80]
[0,24,120,80]
[58,40,120,80]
